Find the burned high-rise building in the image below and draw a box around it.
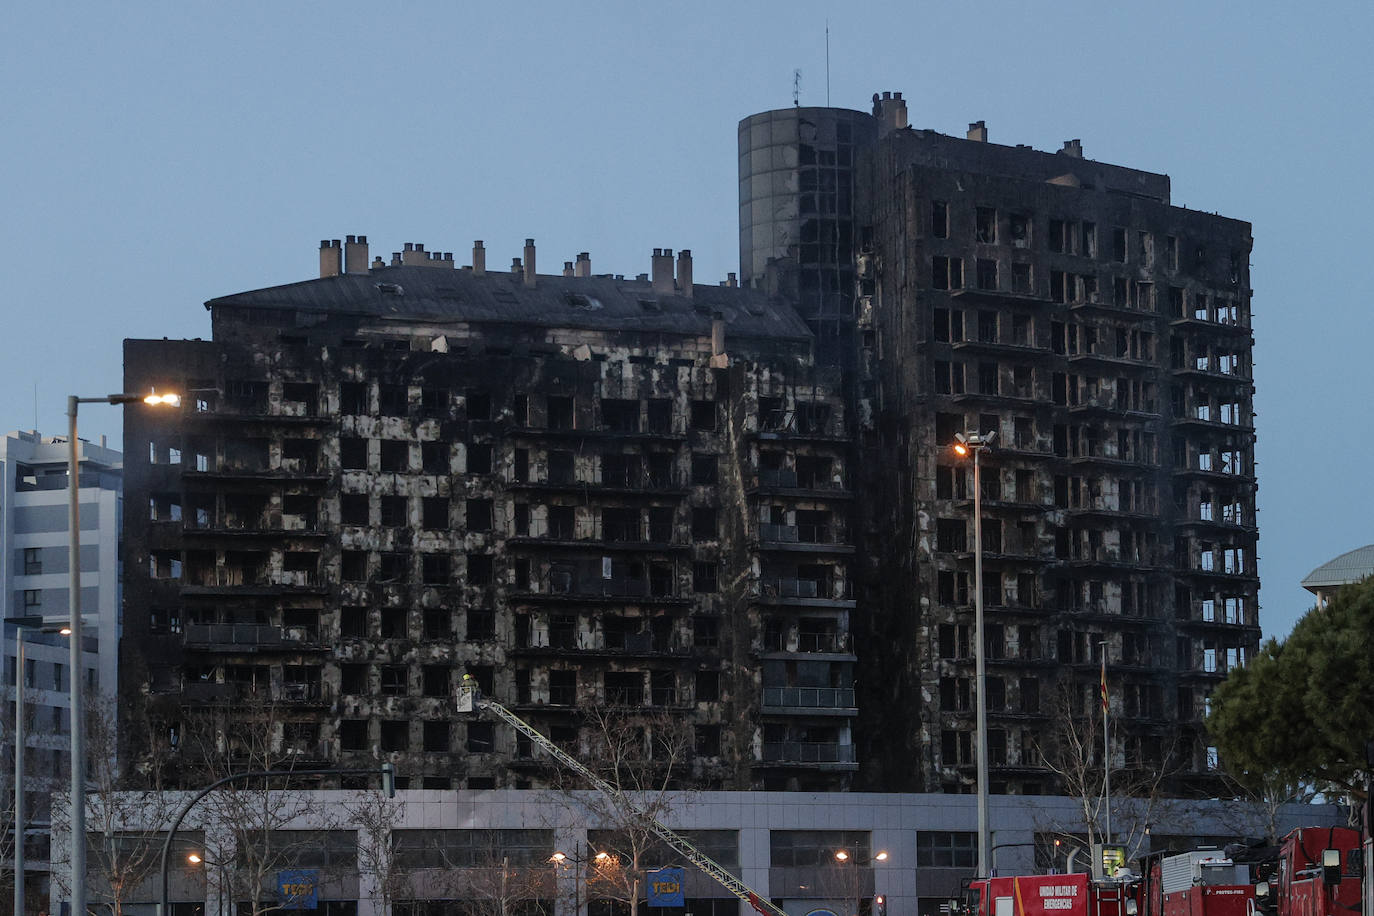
[123,241,859,790]
[741,92,1258,794]
[123,90,1257,798]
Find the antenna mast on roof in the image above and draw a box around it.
[793,69,801,107]
[826,21,830,106]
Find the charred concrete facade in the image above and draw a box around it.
[741,93,1260,795]
[122,241,861,791]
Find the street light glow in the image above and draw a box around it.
[188,853,203,865]
[875,851,889,862]
[834,850,849,862]
[550,852,567,863]
[144,392,181,406]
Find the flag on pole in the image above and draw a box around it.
[1100,656,1108,714]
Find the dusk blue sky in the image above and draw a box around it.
[4,1,1369,639]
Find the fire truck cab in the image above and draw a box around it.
[1260,827,1363,916]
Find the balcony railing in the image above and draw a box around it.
[797,632,850,653]
[760,577,849,600]
[545,575,676,599]
[277,682,328,703]
[758,469,799,488]
[185,623,283,646]
[761,742,855,763]
[184,623,323,648]
[759,524,843,545]
[763,687,856,708]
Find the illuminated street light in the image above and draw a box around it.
[952,430,996,877]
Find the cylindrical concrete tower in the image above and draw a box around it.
[738,105,878,364]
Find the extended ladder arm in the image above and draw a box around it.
[458,680,787,916]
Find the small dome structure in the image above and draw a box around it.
[1300,544,1374,606]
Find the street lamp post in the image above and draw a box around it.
[1099,639,1111,849]
[6,616,72,916]
[953,430,996,878]
[551,846,584,916]
[66,390,179,916]
[187,851,224,916]
[832,846,885,916]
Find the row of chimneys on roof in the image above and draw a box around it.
[962,120,1083,158]
[868,92,1083,157]
[320,236,733,298]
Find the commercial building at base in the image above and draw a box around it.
[54,790,1342,916]
[118,90,1258,800]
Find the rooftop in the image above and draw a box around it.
[1300,544,1374,593]
[206,263,812,344]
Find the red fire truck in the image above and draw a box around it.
[1254,827,1363,916]
[1134,849,1254,916]
[962,873,1134,916]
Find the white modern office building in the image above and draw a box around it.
[2,429,119,888]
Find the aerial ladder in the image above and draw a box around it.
[457,676,788,916]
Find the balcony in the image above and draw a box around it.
[517,576,688,605]
[762,686,857,713]
[277,682,331,705]
[182,464,328,484]
[1066,299,1158,321]
[183,623,327,652]
[757,577,854,607]
[755,523,854,555]
[510,471,690,495]
[760,742,857,765]
[1067,397,1162,420]
[1168,315,1253,337]
[509,424,685,443]
[1066,351,1157,374]
[1060,549,1167,571]
[761,631,853,655]
[753,414,846,443]
[750,468,853,498]
[798,631,851,653]
[952,339,1054,359]
[1064,451,1160,471]
[506,532,687,553]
